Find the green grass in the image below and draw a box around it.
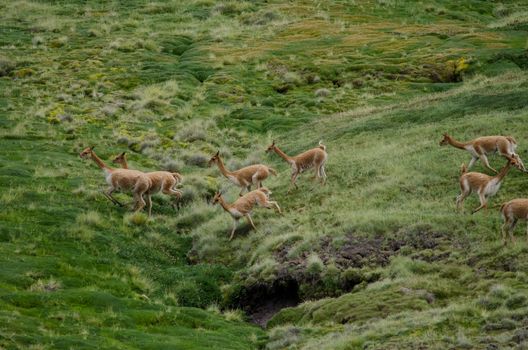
[1,0,528,348]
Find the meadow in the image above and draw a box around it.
[1,0,528,349]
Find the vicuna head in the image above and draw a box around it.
[208,151,220,167]
[212,191,223,205]
[265,140,276,153]
[258,187,271,196]
[79,146,95,159]
[508,155,524,171]
[439,133,451,146]
[112,152,126,166]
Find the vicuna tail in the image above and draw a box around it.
[460,163,467,175]
[499,203,508,218]
[318,140,326,151]
[506,136,517,145]
[172,173,183,183]
[268,167,277,176]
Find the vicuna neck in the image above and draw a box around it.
[273,146,292,162]
[119,156,129,169]
[496,163,512,181]
[91,152,111,171]
[215,157,233,177]
[217,196,231,212]
[446,135,467,150]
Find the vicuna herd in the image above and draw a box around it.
[80,133,527,244]
[80,141,327,240]
[440,134,528,244]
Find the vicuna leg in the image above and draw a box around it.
[456,184,470,211]
[467,156,478,170]
[289,171,299,193]
[133,191,146,212]
[264,200,282,214]
[472,192,487,214]
[509,219,518,243]
[502,220,508,245]
[238,187,247,197]
[479,153,498,174]
[229,219,238,241]
[246,214,257,231]
[319,165,327,185]
[144,194,152,217]
[162,182,183,208]
[103,187,123,207]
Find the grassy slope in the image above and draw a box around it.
[1,0,528,349]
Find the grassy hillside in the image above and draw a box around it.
[1,0,528,349]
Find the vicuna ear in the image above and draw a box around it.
[90,146,95,150]
[121,152,126,156]
[216,150,220,156]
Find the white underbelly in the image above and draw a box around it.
[464,145,478,156]
[485,180,501,196]
[229,208,244,218]
[228,175,241,186]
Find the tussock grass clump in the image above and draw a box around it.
[174,120,213,143]
[489,11,528,29]
[314,88,330,98]
[31,35,44,46]
[124,212,149,226]
[306,253,324,276]
[160,158,184,173]
[183,152,209,168]
[223,309,245,322]
[76,211,103,227]
[29,278,62,292]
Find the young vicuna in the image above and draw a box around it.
[79,147,151,213]
[456,158,521,214]
[500,199,528,244]
[266,140,327,192]
[440,133,526,173]
[208,151,277,196]
[212,188,281,241]
[112,152,183,216]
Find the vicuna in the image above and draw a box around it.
[79,147,151,213]
[500,198,528,244]
[212,188,281,241]
[456,158,521,214]
[266,140,327,192]
[440,133,526,173]
[208,151,277,196]
[112,152,183,216]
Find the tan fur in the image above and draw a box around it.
[79,147,151,213]
[112,152,183,216]
[440,133,526,173]
[212,188,281,240]
[208,151,277,196]
[456,159,521,214]
[500,199,528,244]
[266,140,327,192]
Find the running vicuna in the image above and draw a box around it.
[79,147,151,213]
[500,198,528,245]
[456,158,522,214]
[440,133,526,173]
[208,151,277,196]
[112,152,183,216]
[266,140,327,192]
[212,188,281,240]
